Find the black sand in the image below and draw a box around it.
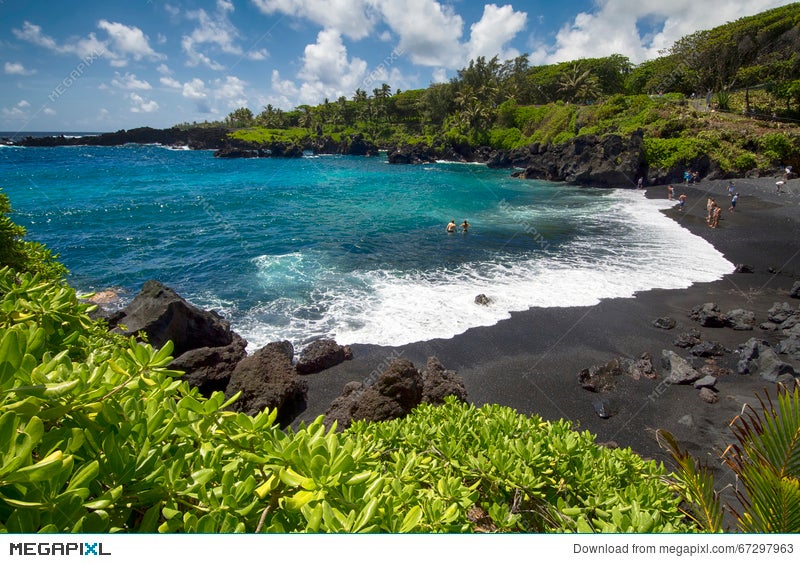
[298,175,800,469]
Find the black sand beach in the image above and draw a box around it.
[298,174,800,470]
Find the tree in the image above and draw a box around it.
[226,107,254,128]
[558,63,601,103]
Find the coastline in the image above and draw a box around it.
[298,175,800,469]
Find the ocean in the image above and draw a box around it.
[0,143,734,350]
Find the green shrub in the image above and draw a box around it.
[759,132,794,163]
[488,127,523,150]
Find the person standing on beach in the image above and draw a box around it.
[727,180,736,197]
[710,203,722,228]
[667,185,674,200]
[706,197,715,224]
[637,177,644,189]
[446,219,457,233]
[729,192,739,212]
[678,194,687,211]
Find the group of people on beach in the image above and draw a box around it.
[447,219,469,233]
[668,179,739,227]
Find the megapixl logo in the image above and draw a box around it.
[9,541,111,556]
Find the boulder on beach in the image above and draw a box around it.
[421,357,468,404]
[474,294,492,306]
[324,358,423,430]
[295,338,351,375]
[724,309,756,331]
[324,357,465,430]
[689,303,726,328]
[107,280,239,357]
[674,328,702,348]
[652,317,677,330]
[225,341,308,425]
[790,281,800,299]
[170,337,247,397]
[661,350,702,384]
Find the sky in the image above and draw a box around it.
[1,0,795,132]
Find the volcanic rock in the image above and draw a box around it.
[724,309,756,331]
[690,303,726,328]
[170,336,247,397]
[225,341,308,425]
[295,338,350,375]
[107,280,238,357]
[652,316,677,330]
[421,357,467,405]
[661,350,702,384]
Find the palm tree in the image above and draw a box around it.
[558,63,601,103]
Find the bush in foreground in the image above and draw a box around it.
[0,266,691,532]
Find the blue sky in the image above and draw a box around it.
[1,0,794,132]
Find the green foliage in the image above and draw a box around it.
[0,190,66,280]
[0,261,692,532]
[643,137,709,170]
[759,133,795,163]
[660,383,800,533]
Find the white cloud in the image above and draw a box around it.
[182,0,253,69]
[296,29,368,104]
[129,92,159,113]
[4,62,36,76]
[254,1,528,69]
[182,78,209,100]
[1,100,31,120]
[111,72,152,90]
[157,64,173,75]
[12,19,164,67]
[43,107,56,116]
[251,0,377,40]
[246,48,269,61]
[377,0,465,67]
[214,75,249,108]
[466,4,527,62]
[97,20,163,62]
[532,0,793,64]
[160,76,183,89]
[182,77,212,113]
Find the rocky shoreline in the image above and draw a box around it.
[13,126,787,188]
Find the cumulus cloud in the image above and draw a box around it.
[128,92,159,113]
[182,0,248,69]
[252,0,377,40]
[466,4,527,62]
[160,76,183,89]
[110,72,152,90]
[257,1,528,71]
[214,75,249,108]
[97,20,164,62]
[2,100,32,120]
[12,19,163,67]
[296,29,368,103]
[531,0,792,64]
[4,62,36,76]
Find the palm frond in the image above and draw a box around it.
[657,430,725,532]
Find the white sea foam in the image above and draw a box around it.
[234,190,733,349]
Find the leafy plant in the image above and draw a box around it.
[659,382,800,532]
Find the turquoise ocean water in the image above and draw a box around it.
[1,144,733,349]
